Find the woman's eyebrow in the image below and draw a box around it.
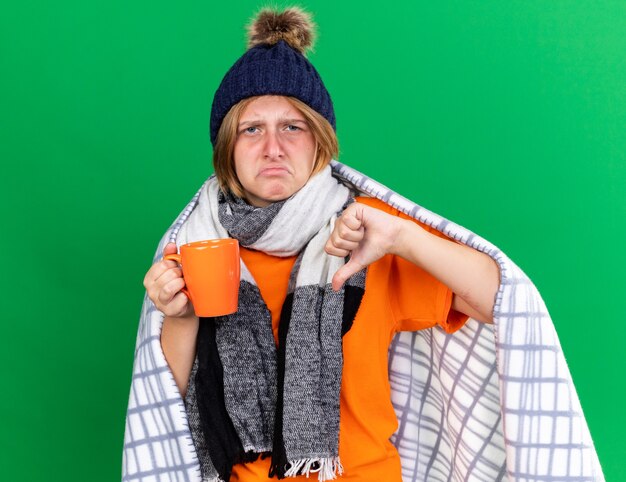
[238,118,307,127]
[238,120,259,128]
[281,118,307,124]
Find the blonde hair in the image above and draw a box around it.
[213,95,339,199]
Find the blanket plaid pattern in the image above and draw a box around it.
[122,160,604,481]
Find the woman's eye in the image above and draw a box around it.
[245,126,258,134]
[286,125,301,131]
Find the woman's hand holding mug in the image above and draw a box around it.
[147,238,240,318]
[143,242,196,319]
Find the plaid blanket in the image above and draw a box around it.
[122,160,605,481]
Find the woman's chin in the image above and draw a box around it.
[245,189,291,207]
[261,185,298,201]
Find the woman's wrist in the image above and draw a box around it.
[164,313,199,328]
[389,218,426,261]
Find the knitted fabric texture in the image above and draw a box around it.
[209,39,335,145]
[174,167,365,481]
[122,160,605,482]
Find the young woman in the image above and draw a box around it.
[141,7,499,482]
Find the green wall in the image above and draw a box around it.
[1,1,624,480]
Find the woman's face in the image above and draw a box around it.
[233,95,317,207]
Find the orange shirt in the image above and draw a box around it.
[230,197,469,482]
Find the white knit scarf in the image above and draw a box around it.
[176,166,366,481]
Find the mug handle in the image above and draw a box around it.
[163,253,190,298]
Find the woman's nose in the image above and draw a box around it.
[263,130,284,158]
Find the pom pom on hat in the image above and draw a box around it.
[246,6,316,55]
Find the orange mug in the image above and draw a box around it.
[163,238,240,317]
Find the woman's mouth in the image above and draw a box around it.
[259,166,290,176]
